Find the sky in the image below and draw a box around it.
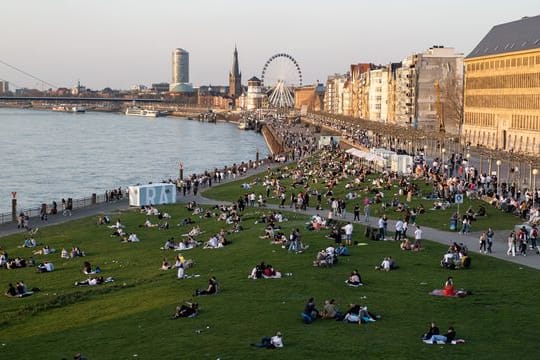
[1,0,539,90]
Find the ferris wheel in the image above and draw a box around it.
[261,53,302,109]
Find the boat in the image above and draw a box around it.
[71,106,86,113]
[52,105,86,113]
[125,106,161,117]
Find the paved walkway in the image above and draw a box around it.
[2,165,538,271]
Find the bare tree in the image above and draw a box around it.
[440,74,463,136]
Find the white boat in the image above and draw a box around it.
[125,107,161,117]
[52,105,86,113]
[71,106,86,113]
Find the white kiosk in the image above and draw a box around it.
[128,183,176,207]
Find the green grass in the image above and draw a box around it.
[0,187,537,358]
[204,160,522,231]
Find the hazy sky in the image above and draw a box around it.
[2,0,539,90]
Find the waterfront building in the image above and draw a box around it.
[368,67,389,122]
[170,48,192,93]
[349,63,375,119]
[294,83,325,112]
[172,48,189,84]
[324,74,348,115]
[151,83,170,93]
[402,46,464,132]
[246,77,265,110]
[463,15,540,154]
[228,46,242,105]
[0,80,9,95]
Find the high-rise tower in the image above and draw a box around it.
[228,46,242,100]
[172,48,189,84]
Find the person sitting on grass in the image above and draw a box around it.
[375,256,397,271]
[61,248,70,259]
[251,331,283,349]
[345,270,363,286]
[160,258,171,270]
[22,237,37,248]
[162,237,176,250]
[124,233,140,243]
[36,261,54,273]
[322,299,343,320]
[423,326,465,344]
[5,283,17,297]
[141,218,158,228]
[194,277,218,296]
[335,243,349,256]
[400,238,413,251]
[301,297,319,324]
[171,302,198,319]
[70,247,85,258]
[343,304,378,324]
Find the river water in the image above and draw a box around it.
[0,108,268,214]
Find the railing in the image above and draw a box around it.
[0,193,119,225]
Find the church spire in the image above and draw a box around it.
[229,45,242,102]
[231,44,240,78]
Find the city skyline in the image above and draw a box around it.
[2,0,539,90]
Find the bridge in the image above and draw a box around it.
[0,96,164,103]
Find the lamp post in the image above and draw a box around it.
[533,168,538,193]
[466,153,471,180]
[496,160,502,195]
[408,141,412,155]
[442,148,446,176]
[488,155,493,176]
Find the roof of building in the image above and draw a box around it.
[248,76,261,82]
[467,15,540,58]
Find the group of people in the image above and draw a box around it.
[441,243,471,270]
[5,281,32,297]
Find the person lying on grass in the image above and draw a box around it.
[171,301,198,319]
[423,326,465,344]
[251,331,283,349]
[75,276,114,286]
[33,245,55,255]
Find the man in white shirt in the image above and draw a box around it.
[414,225,423,249]
[378,216,385,241]
[342,222,353,245]
[270,332,284,348]
[394,219,404,241]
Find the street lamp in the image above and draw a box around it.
[496,160,502,195]
[423,144,428,158]
[533,168,538,192]
[442,148,446,175]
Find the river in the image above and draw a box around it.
[0,108,268,214]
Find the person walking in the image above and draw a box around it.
[479,232,487,254]
[486,227,494,253]
[506,230,516,256]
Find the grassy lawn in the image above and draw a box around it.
[0,197,538,359]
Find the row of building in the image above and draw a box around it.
[295,15,540,155]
